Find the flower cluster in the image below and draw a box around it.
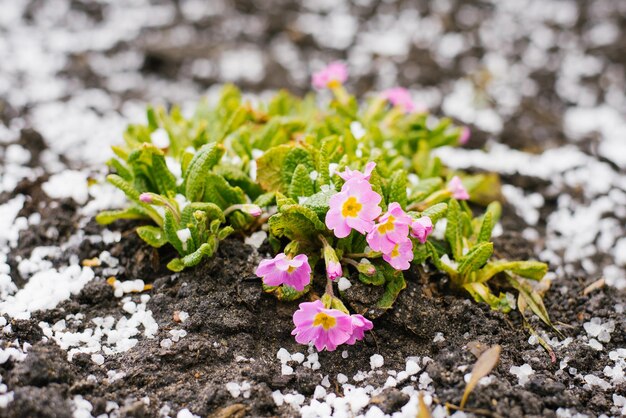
[327,163,434,272]
[255,161,439,351]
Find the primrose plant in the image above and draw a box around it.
[101,61,551,352]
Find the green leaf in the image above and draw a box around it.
[376,266,406,310]
[358,263,386,286]
[316,136,337,186]
[151,153,177,197]
[387,170,407,207]
[280,204,326,231]
[163,211,184,255]
[136,225,167,248]
[445,199,464,260]
[288,164,315,199]
[476,202,501,243]
[215,165,263,199]
[426,242,458,278]
[184,143,225,202]
[106,174,162,226]
[166,242,215,272]
[281,147,315,189]
[420,202,447,224]
[463,282,512,312]
[475,260,548,283]
[505,274,555,330]
[256,144,292,192]
[263,283,310,301]
[203,173,246,209]
[303,188,334,219]
[253,191,276,207]
[458,242,493,278]
[268,212,318,242]
[96,206,150,225]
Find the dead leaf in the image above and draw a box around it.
[209,403,247,418]
[583,278,605,295]
[417,392,432,418]
[81,257,101,267]
[460,345,501,408]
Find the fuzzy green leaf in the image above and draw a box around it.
[256,144,291,192]
[280,204,326,231]
[387,170,407,207]
[288,164,315,199]
[184,143,225,202]
[376,266,406,310]
[136,225,167,248]
[463,282,512,312]
[445,199,464,260]
[420,202,448,224]
[458,242,493,277]
[96,206,150,225]
[203,173,246,209]
[281,147,315,189]
[477,202,501,243]
[167,242,215,272]
[151,153,177,197]
[303,188,334,219]
[476,260,548,283]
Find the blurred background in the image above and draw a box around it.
[0,0,625,285]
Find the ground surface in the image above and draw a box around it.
[0,0,625,417]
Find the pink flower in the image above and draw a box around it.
[346,314,373,345]
[139,193,153,203]
[337,162,376,182]
[459,126,471,145]
[291,300,353,351]
[326,260,343,280]
[326,180,382,238]
[410,216,433,244]
[255,253,311,291]
[312,62,348,90]
[448,176,469,200]
[366,202,412,253]
[241,204,262,217]
[382,87,416,113]
[382,238,413,270]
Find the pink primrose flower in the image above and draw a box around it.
[448,176,470,200]
[312,61,348,90]
[337,162,376,182]
[382,87,416,113]
[366,202,412,253]
[382,238,414,271]
[326,259,343,281]
[459,126,471,145]
[291,300,353,351]
[345,314,374,345]
[325,179,382,238]
[410,216,433,244]
[255,253,311,291]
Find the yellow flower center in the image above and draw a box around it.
[327,79,341,89]
[287,265,297,273]
[341,196,362,218]
[312,312,337,330]
[390,244,400,258]
[377,215,396,234]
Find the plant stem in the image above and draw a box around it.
[325,277,334,297]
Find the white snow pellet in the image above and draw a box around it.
[370,354,384,369]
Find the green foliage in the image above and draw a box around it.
[100,83,551,328]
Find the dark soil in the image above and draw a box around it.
[1,0,625,416]
[1,180,624,417]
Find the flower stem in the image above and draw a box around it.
[325,277,334,297]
